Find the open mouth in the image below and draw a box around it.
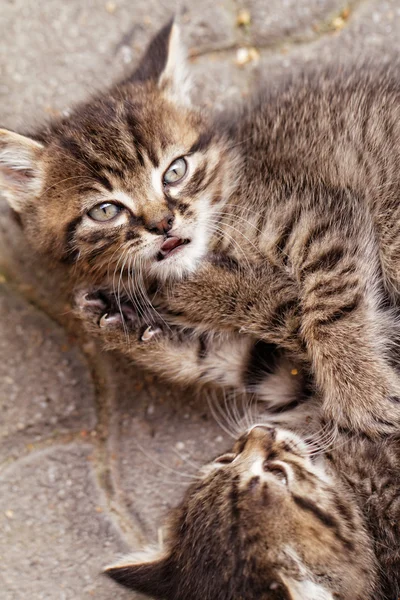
[157,237,190,261]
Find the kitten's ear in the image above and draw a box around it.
[282,576,334,600]
[104,548,173,598]
[0,129,44,212]
[134,18,191,104]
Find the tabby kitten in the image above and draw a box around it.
[2,21,400,436]
[81,296,399,599]
[103,422,400,600]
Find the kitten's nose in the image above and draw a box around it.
[248,425,275,439]
[245,425,276,446]
[147,214,174,235]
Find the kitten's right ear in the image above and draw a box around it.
[104,548,173,598]
[0,129,44,212]
[133,18,191,104]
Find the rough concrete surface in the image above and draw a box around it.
[1,0,400,598]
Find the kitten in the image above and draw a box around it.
[79,296,400,599]
[103,422,400,600]
[2,21,400,436]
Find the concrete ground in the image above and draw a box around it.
[1,0,400,598]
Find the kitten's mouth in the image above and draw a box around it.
[157,237,190,260]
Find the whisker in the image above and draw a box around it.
[215,218,260,255]
[204,223,252,270]
[207,390,238,439]
[113,247,131,336]
[225,389,243,436]
[216,210,264,235]
[171,448,201,471]
[133,438,202,479]
[39,176,100,198]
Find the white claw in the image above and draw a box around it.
[99,314,109,328]
[141,326,161,341]
[81,292,104,310]
[100,313,123,328]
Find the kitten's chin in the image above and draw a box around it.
[149,231,208,281]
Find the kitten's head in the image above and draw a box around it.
[105,425,377,600]
[0,21,236,284]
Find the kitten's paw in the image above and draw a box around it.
[74,289,163,343]
[324,390,400,437]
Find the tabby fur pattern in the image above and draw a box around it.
[1,23,400,436]
[104,423,400,600]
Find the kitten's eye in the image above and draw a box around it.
[88,202,122,222]
[215,453,236,465]
[263,462,288,485]
[163,158,187,185]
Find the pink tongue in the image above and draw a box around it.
[161,237,182,252]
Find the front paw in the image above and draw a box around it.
[74,289,163,344]
[324,387,400,438]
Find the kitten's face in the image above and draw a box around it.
[0,22,234,284]
[106,425,377,600]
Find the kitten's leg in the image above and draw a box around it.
[295,255,400,436]
[163,251,400,435]
[288,199,400,436]
[74,289,252,391]
[75,289,307,412]
[160,258,302,351]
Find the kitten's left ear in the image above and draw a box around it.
[133,18,192,105]
[0,129,45,212]
[104,547,173,598]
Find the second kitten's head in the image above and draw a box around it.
[105,425,377,600]
[0,21,236,284]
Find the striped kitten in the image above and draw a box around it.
[104,422,400,600]
[81,297,400,599]
[2,22,400,436]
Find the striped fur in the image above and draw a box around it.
[75,289,308,413]
[105,425,388,600]
[1,24,400,436]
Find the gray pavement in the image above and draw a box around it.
[1,0,400,598]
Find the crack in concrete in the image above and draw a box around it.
[0,270,141,542]
[0,431,92,470]
[84,354,146,544]
[189,0,369,59]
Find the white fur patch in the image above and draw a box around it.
[104,545,166,571]
[0,128,44,211]
[109,189,137,213]
[149,196,211,281]
[250,457,264,477]
[282,576,334,600]
[151,167,163,198]
[160,23,192,105]
[201,335,252,388]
